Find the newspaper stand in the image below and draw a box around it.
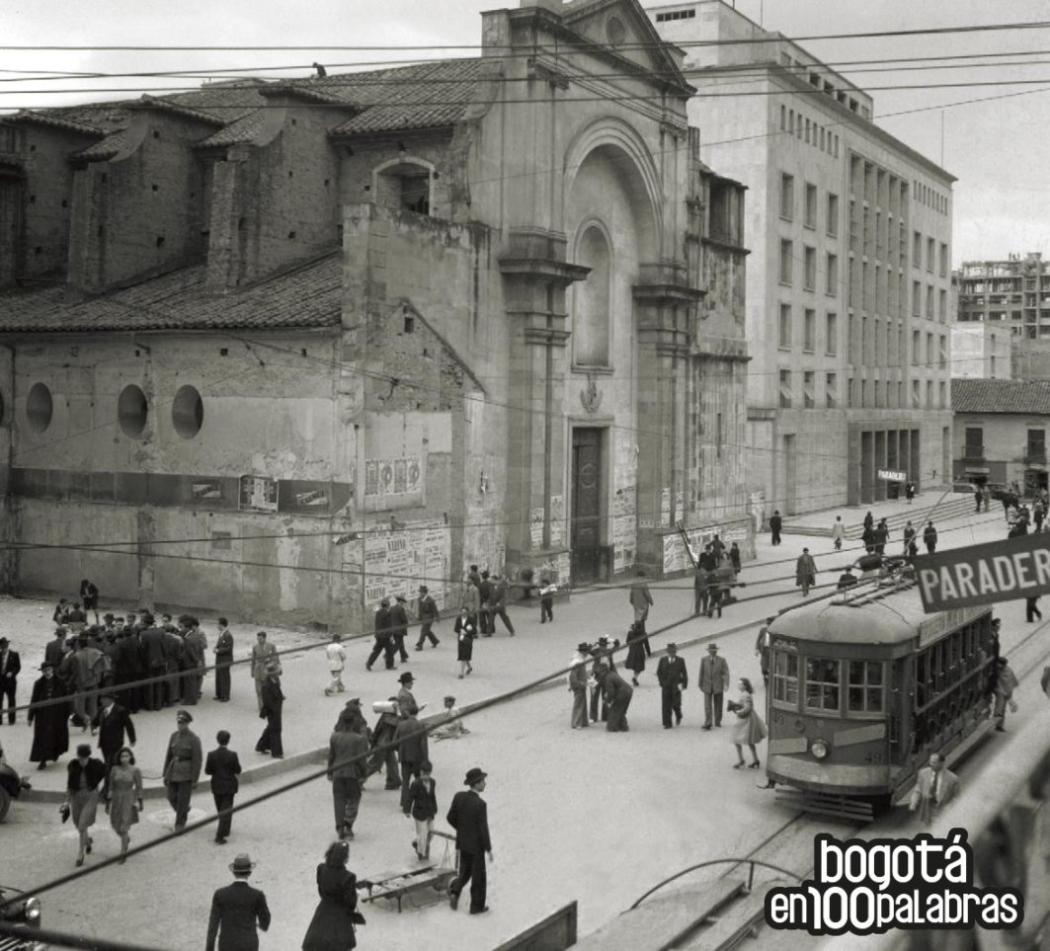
[359,830,458,913]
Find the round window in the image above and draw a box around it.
[26,382,53,433]
[118,384,148,437]
[172,384,204,438]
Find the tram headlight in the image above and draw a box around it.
[810,739,829,760]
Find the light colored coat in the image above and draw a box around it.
[698,654,730,694]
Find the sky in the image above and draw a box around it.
[4,0,1050,262]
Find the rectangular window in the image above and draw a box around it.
[913,231,922,268]
[912,281,921,317]
[779,304,792,349]
[826,372,837,408]
[826,253,838,296]
[913,379,921,408]
[912,329,921,365]
[827,193,839,236]
[772,651,799,708]
[939,334,947,368]
[804,308,816,352]
[825,312,837,355]
[964,427,983,457]
[804,182,817,229]
[927,332,934,367]
[780,174,794,220]
[804,370,815,408]
[925,285,934,318]
[939,241,949,278]
[848,377,855,408]
[847,661,884,713]
[926,380,933,407]
[805,657,841,712]
[939,381,946,408]
[780,239,793,285]
[804,246,816,291]
[927,237,935,272]
[779,369,792,408]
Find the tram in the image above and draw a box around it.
[764,571,1000,819]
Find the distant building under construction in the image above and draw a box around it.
[956,252,1050,340]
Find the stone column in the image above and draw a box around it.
[633,263,702,573]
[500,227,588,586]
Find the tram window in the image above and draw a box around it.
[916,653,929,707]
[772,651,799,706]
[805,658,840,712]
[848,660,884,713]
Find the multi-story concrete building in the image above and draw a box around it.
[956,252,1050,340]
[0,0,753,626]
[950,323,1012,380]
[649,0,955,511]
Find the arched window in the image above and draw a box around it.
[374,158,433,216]
[573,225,611,366]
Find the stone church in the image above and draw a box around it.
[0,0,751,629]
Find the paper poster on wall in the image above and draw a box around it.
[239,475,278,513]
[550,495,565,547]
[530,506,544,548]
[192,479,225,502]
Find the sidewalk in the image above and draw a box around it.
[783,487,975,537]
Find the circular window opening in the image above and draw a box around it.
[172,385,204,439]
[26,382,53,433]
[118,384,148,437]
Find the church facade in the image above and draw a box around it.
[0,0,751,629]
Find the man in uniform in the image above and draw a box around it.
[163,708,203,832]
[698,643,730,730]
[656,643,688,729]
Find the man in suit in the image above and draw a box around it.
[255,662,284,759]
[205,853,271,951]
[0,637,21,724]
[395,703,429,816]
[366,600,396,672]
[249,632,278,714]
[656,643,688,729]
[447,767,493,915]
[397,671,419,716]
[389,595,411,662]
[909,753,960,825]
[415,585,440,650]
[205,730,242,845]
[44,627,70,671]
[477,570,494,636]
[92,692,135,795]
[163,709,203,832]
[328,709,370,840]
[214,617,234,702]
[698,643,730,730]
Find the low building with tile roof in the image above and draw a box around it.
[952,378,1050,495]
[0,0,752,628]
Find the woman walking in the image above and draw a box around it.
[729,678,767,770]
[106,746,143,863]
[66,743,106,866]
[454,608,476,679]
[302,840,361,951]
[624,623,646,687]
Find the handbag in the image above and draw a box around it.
[351,911,366,926]
[59,802,71,823]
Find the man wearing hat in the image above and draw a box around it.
[366,599,396,672]
[163,709,203,831]
[698,643,731,730]
[569,643,591,729]
[415,585,440,650]
[28,661,70,769]
[395,701,429,816]
[328,708,370,840]
[91,691,136,795]
[594,663,633,732]
[389,594,411,663]
[397,671,419,717]
[206,853,271,951]
[249,632,278,714]
[447,767,493,914]
[0,637,20,725]
[656,644,688,729]
[255,661,284,759]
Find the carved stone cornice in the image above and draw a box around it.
[523,326,571,347]
[500,257,591,286]
[633,283,704,305]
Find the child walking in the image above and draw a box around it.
[539,575,557,623]
[408,760,438,861]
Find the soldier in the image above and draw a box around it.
[162,709,202,832]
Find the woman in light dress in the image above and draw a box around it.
[730,677,767,770]
[106,746,143,862]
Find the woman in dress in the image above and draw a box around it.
[28,662,70,770]
[66,743,107,866]
[454,608,476,679]
[624,623,646,687]
[302,839,360,951]
[730,677,767,770]
[106,746,143,862]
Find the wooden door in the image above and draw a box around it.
[571,429,602,584]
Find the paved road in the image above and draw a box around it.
[0,494,1030,950]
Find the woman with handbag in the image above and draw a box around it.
[729,678,767,770]
[302,839,363,950]
[106,746,143,863]
[65,743,106,866]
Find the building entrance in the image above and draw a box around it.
[571,428,603,585]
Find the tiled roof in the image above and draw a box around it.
[196,110,270,148]
[951,378,1050,415]
[0,253,341,334]
[76,128,134,161]
[328,59,497,135]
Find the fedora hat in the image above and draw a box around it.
[464,767,487,787]
[229,854,255,875]
[707,643,719,653]
[398,672,414,684]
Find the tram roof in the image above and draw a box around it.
[769,584,990,646]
